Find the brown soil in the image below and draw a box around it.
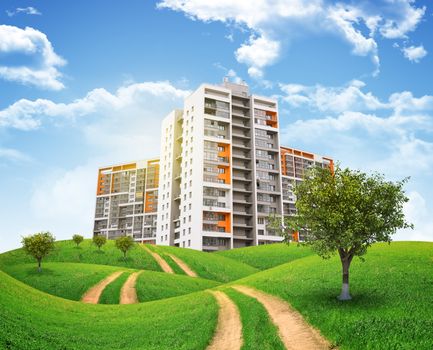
[142,246,174,274]
[233,285,332,350]
[169,254,197,277]
[120,271,142,304]
[81,271,123,304]
[207,291,243,350]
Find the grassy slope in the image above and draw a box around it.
[0,239,161,272]
[147,244,258,282]
[99,271,131,304]
[160,252,187,275]
[224,288,285,350]
[136,270,221,302]
[1,262,126,301]
[0,270,218,350]
[217,243,314,270]
[235,242,433,350]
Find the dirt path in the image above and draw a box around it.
[81,271,123,304]
[233,285,331,350]
[120,271,142,304]
[207,291,243,350]
[142,246,174,274]
[169,254,197,277]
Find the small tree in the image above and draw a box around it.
[269,165,412,301]
[22,231,56,272]
[115,236,135,259]
[72,234,84,247]
[93,235,107,250]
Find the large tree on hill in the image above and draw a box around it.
[269,165,412,301]
[22,231,56,272]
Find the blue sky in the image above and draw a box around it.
[1,0,432,252]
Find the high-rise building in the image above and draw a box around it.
[93,159,160,243]
[155,80,333,251]
[280,146,334,242]
[93,80,333,251]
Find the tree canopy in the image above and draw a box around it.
[270,165,412,300]
[115,236,135,259]
[22,231,56,272]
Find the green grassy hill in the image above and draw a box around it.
[0,239,161,272]
[216,243,314,270]
[0,240,432,349]
[1,262,129,301]
[232,241,433,349]
[0,270,218,350]
[147,244,259,282]
[135,270,220,302]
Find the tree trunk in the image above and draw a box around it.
[338,249,353,301]
[37,259,42,273]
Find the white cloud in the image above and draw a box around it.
[280,80,385,112]
[0,81,190,131]
[30,165,96,238]
[397,191,433,242]
[402,45,428,62]
[6,7,41,17]
[379,1,426,39]
[326,4,380,74]
[235,35,280,78]
[157,0,426,78]
[0,25,66,90]
[0,148,31,163]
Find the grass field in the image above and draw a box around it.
[135,270,221,302]
[0,240,431,349]
[235,241,433,349]
[147,244,259,282]
[1,262,124,301]
[224,288,285,350]
[217,243,314,270]
[0,270,218,349]
[99,271,132,304]
[0,239,161,272]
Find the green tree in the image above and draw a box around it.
[72,234,84,247]
[93,235,107,250]
[115,236,135,259]
[269,165,412,300]
[22,231,56,272]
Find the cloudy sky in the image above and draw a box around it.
[1,0,432,252]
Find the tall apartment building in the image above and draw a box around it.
[280,146,334,241]
[93,80,333,251]
[93,159,160,243]
[155,80,333,251]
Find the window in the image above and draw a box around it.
[188,240,191,247]
[258,218,264,224]
[188,228,191,234]
[189,215,191,222]
[189,203,191,210]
